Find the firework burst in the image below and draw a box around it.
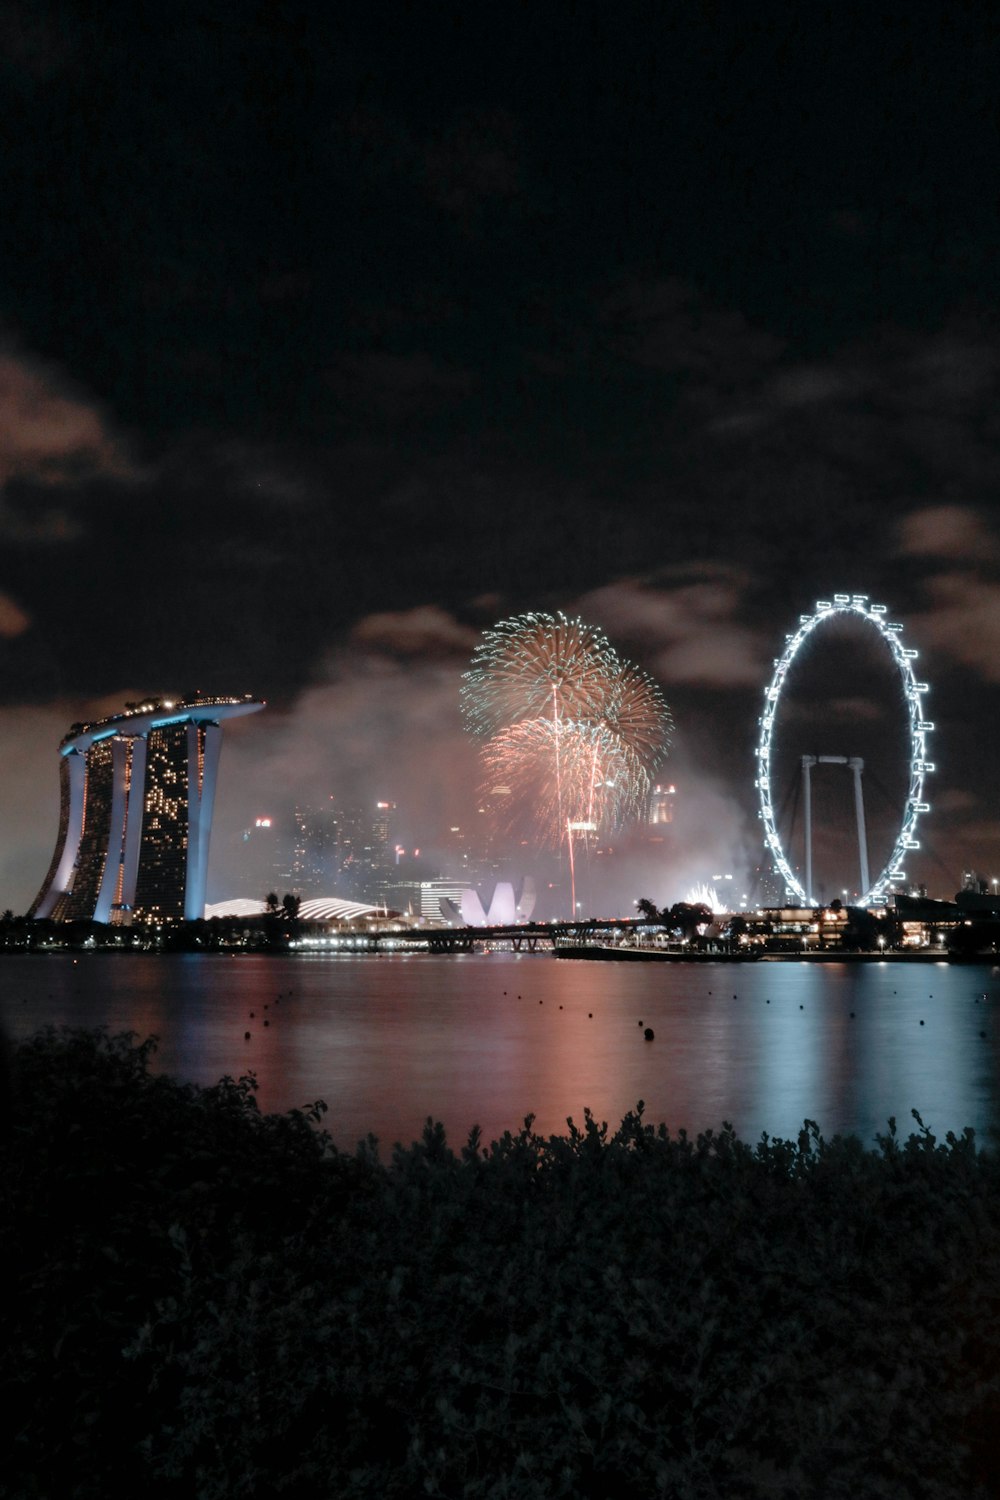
[481,718,644,846]
[461,612,615,739]
[464,612,672,850]
[684,883,726,915]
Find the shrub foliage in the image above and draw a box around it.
[4,1027,1000,1498]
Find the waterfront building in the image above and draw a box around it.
[388,877,474,923]
[648,783,676,824]
[31,694,263,922]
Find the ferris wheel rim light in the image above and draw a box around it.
[755,597,933,907]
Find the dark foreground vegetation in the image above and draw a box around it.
[6,1030,1000,1500]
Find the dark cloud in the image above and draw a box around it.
[909,574,1000,684]
[350,605,479,659]
[0,594,30,639]
[0,344,132,493]
[421,112,523,229]
[326,352,476,419]
[602,278,784,382]
[898,505,1000,563]
[576,569,769,689]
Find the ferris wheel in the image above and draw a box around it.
[756,594,934,906]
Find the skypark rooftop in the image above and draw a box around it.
[61,695,263,754]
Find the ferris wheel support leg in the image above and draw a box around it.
[801,756,816,904]
[849,757,870,898]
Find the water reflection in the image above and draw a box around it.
[2,953,1000,1149]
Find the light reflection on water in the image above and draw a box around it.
[2,953,1000,1150]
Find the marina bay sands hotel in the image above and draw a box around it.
[30,695,263,923]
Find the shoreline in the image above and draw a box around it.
[0,942,987,963]
[554,943,963,963]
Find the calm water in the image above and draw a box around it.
[3,953,1000,1151]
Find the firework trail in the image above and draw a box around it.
[481,718,644,847]
[463,612,672,851]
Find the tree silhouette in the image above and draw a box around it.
[667,902,713,941]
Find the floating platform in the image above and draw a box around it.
[554,944,750,962]
[554,944,952,964]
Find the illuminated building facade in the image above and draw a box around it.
[649,783,676,824]
[31,695,264,922]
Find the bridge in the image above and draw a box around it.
[344,918,644,953]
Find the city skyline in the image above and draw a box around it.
[3,587,987,920]
[1,7,999,909]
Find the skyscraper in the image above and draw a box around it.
[290,801,341,895]
[648,783,676,825]
[31,694,263,922]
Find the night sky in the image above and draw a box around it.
[2,2,999,910]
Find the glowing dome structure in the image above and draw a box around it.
[204,897,380,922]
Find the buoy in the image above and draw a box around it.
[264,1019,270,1027]
[244,1031,251,1040]
[588,1012,593,1018]
[919,1020,924,1026]
[644,1027,655,1041]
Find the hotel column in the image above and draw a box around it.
[93,736,132,923]
[185,721,223,921]
[33,750,87,919]
[118,735,148,910]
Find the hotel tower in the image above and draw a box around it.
[30,695,264,923]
